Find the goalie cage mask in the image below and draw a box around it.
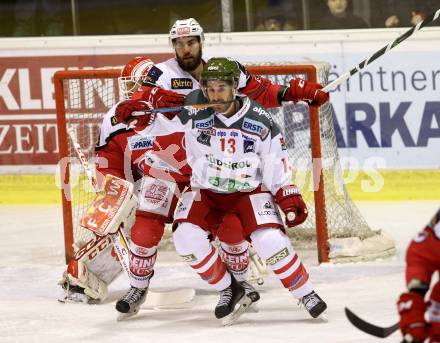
[119,57,154,99]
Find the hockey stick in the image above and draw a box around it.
[67,128,132,276]
[345,307,400,338]
[132,100,236,115]
[67,128,195,305]
[323,8,440,93]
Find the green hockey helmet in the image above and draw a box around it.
[201,57,240,89]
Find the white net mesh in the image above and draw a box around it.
[59,62,395,263]
[251,62,395,261]
[62,75,122,245]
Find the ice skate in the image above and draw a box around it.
[215,276,252,326]
[300,290,327,319]
[116,286,148,321]
[240,280,260,303]
[239,280,260,313]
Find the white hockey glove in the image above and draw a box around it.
[59,260,108,303]
[80,174,137,236]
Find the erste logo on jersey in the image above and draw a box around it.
[128,135,155,150]
[171,78,193,89]
[194,115,214,129]
[242,117,269,139]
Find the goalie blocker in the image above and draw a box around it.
[81,174,137,237]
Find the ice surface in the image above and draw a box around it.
[0,202,438,343]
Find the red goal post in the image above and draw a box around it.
[54,63,395,265]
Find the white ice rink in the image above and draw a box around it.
[0,202,438,343]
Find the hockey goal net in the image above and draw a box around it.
[54,63,395,265]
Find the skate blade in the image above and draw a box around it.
[221,296,252,326]
[116,309,139,322]
[116,310,139,322]
[246,302,259,313]
[57,291,89,304]
[314,313,328,322]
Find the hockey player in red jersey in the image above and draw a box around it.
[58,58,157,304]
[59,57,262,320]
[397,209,440,343]
[115,57,328,324]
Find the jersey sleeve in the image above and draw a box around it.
[406,211,440,286]
[95,140,126,180]
[260,123,291,195]
[236,61,285,108]
[94,105,142,182]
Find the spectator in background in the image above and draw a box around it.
[13,0,66,36]
[312,0,369,30]
[377,0,437,28]
[255,10,297,31]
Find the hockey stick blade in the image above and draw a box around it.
[345,307,400,338]
[145,288,196,308]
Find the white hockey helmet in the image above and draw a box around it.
[119,56,154,99]
[169,18,204,44]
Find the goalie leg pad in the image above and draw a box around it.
[74,235,123,284]
[61,260,108,302]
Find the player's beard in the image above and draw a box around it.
[176,46,202,72]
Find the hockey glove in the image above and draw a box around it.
[275,185,308,227]
[80,174,137,236]
[132,85,185,109]
[397,292,428,343]
[115,100,156,129]
[284,79,329,106]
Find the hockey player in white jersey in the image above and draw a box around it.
[124,17,328,114]
[124,57,327,323]
[115,17,328,308]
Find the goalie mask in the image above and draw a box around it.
[119,57,154,99]
[169,18,204,44]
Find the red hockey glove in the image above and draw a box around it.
[114,100,155,129]
[275,185,308,227]
[132,86,185,109]
[397,292,428,343]
[284,79,329,106]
